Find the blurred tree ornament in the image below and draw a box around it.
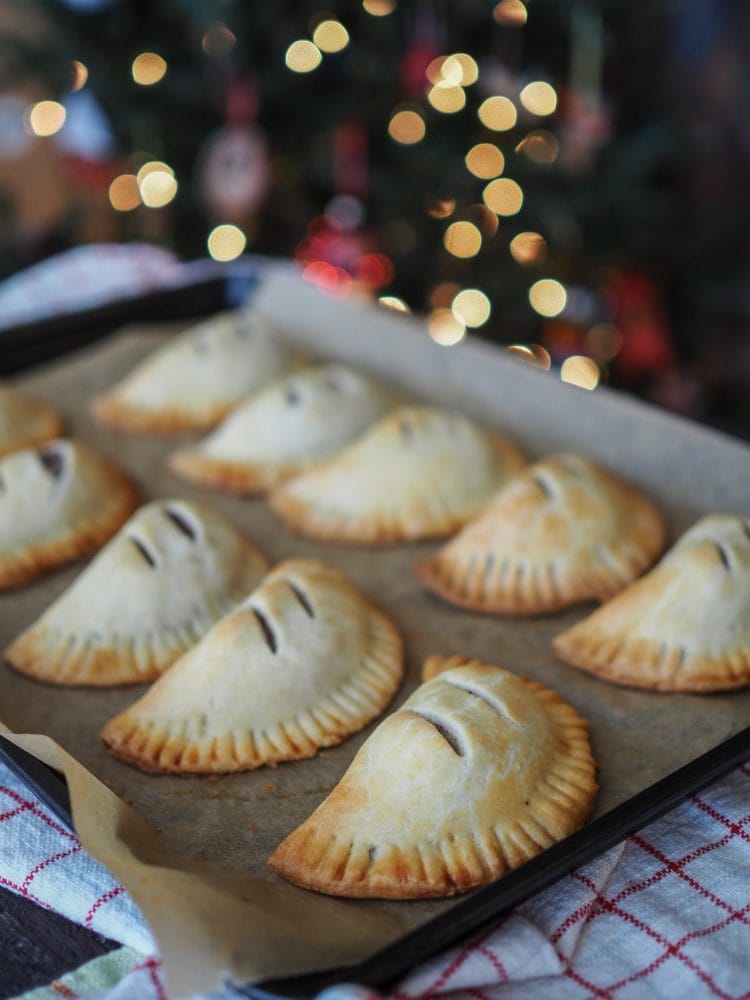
[605,270,675,378]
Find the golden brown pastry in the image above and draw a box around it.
[169,365,397,495]
[0,439,139,588]
[90,310,296,434]
[269,407,526,544]
[4,499,268,686]
[101,559,403,773]
[269,654,596,898]
[0,384,63,457]
[553,513,750,692]
[416,453,666,615]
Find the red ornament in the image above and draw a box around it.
[605,270,676,377]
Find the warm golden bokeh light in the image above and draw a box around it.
[427,197,456,218]
[529,279,567,317]
[313,19,350,53]
[108,174,140,212]
[510,231,547,265]
[478,95,517,131]
[429,282,461,309]
[378,295,410,313]
[483,177,523,216]
[452,288,491,327]
[444,53,479,86]
[516,130,559,164]
[285,40,322,73]
[388,110,426,144]
[465,143,505,179]
[26,100,66,137]
[467,203,500,236]
[493,0,528,27]
[202,24,237,57]
[427,84,466,114]
[586,324,623,361]
[428,309,466,346]
[443,221,482,258]
[207,224,247,261]
[561,355,600,390]
[507,344,552,370]
[131,52,167,86]
[70,61,88,91]
[363,0,395,14]
[139,170,178,208]
[136,160,174,184]
[520,81,558,116]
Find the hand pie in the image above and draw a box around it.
[553,513,750,692]
[0,439,139,589]
[268,655,596,899]
[416,454,666,615]
[269,407,526,544]
[101,559,403,773]
[4,500,268,686]
[0,385,63,458]
[90,310,296,434]
[169,365,396,495]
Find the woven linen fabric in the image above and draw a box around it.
[2,760,750,1000]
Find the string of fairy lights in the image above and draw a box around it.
[19,0,610,390]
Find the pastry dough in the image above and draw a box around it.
[268,654,596,898]
[416,454,666,615]
[0,439,139,588]
[169,365,396,494]
[4,499,268,686]
[101,558,403,773]
[0,385,63,457]
[269,407,526,544]
[90,310,296,433]
[553,513,750,692]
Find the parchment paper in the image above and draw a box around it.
[2,266,750,997]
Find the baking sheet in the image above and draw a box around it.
[2,267,750,989]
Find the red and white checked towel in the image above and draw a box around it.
[3,759,750,1000]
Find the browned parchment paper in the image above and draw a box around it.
[2,266,750,997]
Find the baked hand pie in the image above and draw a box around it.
[415,454,666,615]
[268,654,596,898]
[169,365,397,495]
[101,558,403,773]
[4,499,268,686]
[553,513,750,692]
[269,407,526,544]
[90,310,296,434]
[0,439,139,588]
[0,384,63,458]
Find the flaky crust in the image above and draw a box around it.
[269,655,596,898]
[4,499,269,686]
[0,385,63,457]
[415,453,665,615]
[101,559,403,773]
[269,407,526,544]
[554,513,750,692]
[169,365,395,496]
[0,440,139,589]
[90,310,295,435]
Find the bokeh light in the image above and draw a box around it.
[207,224,247,261]
[427,197,456,218]
[561,355,600,390]
[388,110,426,144]
[516,130,559,164]
[313,20,350,53]
[443,221,482,258]
[507,344,552,369]
[429,282,461,309]
[443,53,479,86]
[108,174,141,212]
[362,0,395,14]
[202,24,237,57]
[465,143,505,179]
[428,309,466,346]
[529,279,567,317]
[510,231,547,265]
[379,296,410,313]
[131,52,167,86]
[26,100,66,137]
[520,81,558,116]
[483,177,523,216]
[478,96,517,131]
[585,324,623,361]
[70,61,88,91]
[285,40,322,73]
[139,170,177,208]
[493,0,528,27]
[452,289,491,327]
[428,85,466,114]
